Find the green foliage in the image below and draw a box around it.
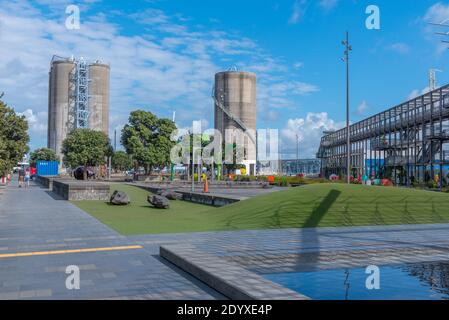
[121,110,176,173]
[30,148,58,166]
[61,128,112,168]
[0,99,29,175]
[112,151,133,171]
[276,176,289,187]
[265,175,328,186]
[234,175,260,182]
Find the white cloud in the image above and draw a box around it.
[294,82,319,94]
[129,8,170,25]
[281,112,343,158]
[355,101,368,116]
[319,0,339,11]
[424,2,449,24]
[408,89,420,100]
[408,87,430,100]
[289,0,306,24]
[18,108,48,136]
[264,110,280,122]
[0,0,320,151]
[423,2,449,55]
[388,42,410,55]
[293,62,303,69]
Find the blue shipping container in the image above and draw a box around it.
[36,161,59,176]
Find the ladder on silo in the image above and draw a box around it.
[212,91,256,146]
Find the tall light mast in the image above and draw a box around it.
[342,31,352,184]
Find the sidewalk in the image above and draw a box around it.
[0,180,223,299]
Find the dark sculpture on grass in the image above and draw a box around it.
[147,195,170,209]
[73,166,95,180]
[110,190,130,205]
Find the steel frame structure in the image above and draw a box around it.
[317,84,449,188]
[70,58,90,129]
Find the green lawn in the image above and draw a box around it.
[72,183,449,235]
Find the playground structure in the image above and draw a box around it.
[317,84,449,188]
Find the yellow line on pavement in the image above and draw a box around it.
[0,245,143,259]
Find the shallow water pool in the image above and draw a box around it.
[263,261,449,300]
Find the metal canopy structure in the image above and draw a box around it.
[317,84,449,187]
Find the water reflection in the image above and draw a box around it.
[402,262,449,297]
[264,261,449,300]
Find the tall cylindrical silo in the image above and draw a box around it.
[214,71,257,175]
[47,59,75,162]
[88,63,110,135]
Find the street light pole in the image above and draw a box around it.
[191,132,195,192]
[342,31,352,184]
[296,133,299,175]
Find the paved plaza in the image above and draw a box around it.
[1,180,449,299]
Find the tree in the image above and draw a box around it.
[112,151,133,172]
[30,148,58,166]
[121,110,176,174]
[0,98,29,176]
[61,128,112,169]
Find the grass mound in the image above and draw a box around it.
[72,183,449,235]
[213,183,449,230]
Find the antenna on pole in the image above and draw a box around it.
[428,19,449,48]
[429,68,442,91]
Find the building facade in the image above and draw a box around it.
[317,85,449,187]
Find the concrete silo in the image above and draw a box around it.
[214,70,257,175]
[88,62,110,135]
[47,56,110,164]
[47,57,75,162]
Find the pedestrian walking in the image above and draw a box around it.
[18,168,25,188]
[25,170,30,189]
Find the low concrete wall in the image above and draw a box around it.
[133,184,241,207]
[140,180,270,189]
[160,244,309,300]
[178,191,241,207]
[34,175,57,189]
[53,180,110,201]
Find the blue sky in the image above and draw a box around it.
[0,0,448,158]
